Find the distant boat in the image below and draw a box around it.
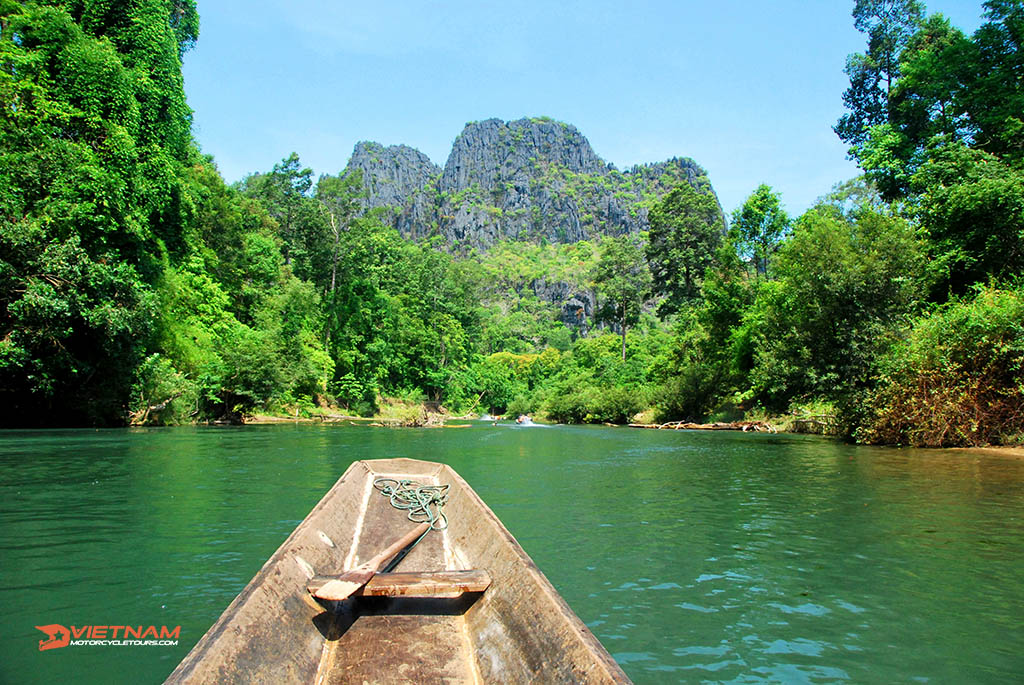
[166,458,629,683]
[515,415,533,425]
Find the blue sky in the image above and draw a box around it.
[182,0,985,216]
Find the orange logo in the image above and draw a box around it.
[34,623,180,650]
[36,624,70,651]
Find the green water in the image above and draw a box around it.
[1,424,1022,683]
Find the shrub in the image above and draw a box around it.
[129,354,198,425]
[861,285,1024,446]
[543,376,645,424]
[506,394,534,417]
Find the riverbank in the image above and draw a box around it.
[242,403,1024,455]
[245,396,467,427]
[958,445,1024,460]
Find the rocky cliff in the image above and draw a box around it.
[345,142,440,240]
[343,117,720,249]
[341,117,721,337]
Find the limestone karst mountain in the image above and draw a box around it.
[344,117,721,250]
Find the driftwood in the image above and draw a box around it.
[628,420,777,433]
[129,392,184,425]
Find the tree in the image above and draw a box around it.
[911,142,1024,294]
[818,176,888,218]
[835,0,925,151]
[834,2,1024,297]
[592,236,651,360]
[956,1,1024,163]
[0,1,198,424]
[314,170,363,347]
[646,182,724,316]
[855,15,969,198]
[843,2,1024,197]
[730,184,790,279]
[743,205,930,415]
[889,15,970,147]
[238,153,322,276]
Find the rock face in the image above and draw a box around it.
[346,142,440,240]
[340,117,722,335]
[530,277,598,336]
[343,117,721,249]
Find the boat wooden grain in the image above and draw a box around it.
[166,458,631,683]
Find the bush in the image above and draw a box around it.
[506,394,534,417]
[743,206,929,410]
[653,370,722,423]
[129,354,198,425]
[861,285,1024,446]
[472,355,527,413]
[650,315,734,422]
[543,376,645,424]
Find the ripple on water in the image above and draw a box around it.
[3,427,1024,685]
[612,652,656,664]
[834,599,866,613]
[762,638,827,657]
[748,663,852,682]
[673,644,732,657]
[767,601,832,616]
[677,602,718,613]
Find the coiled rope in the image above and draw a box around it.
[372,478,449,572]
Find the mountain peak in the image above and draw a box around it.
[343,117,720,249]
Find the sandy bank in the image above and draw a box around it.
[955,445,1024,460]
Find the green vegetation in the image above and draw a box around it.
[592,235,651,360]
[1,0,200,424]
[862,285,1024,446]
[838,0,1024,294]
[646,181,725,314]
[2,1,1022,448]
[730,184,790,280]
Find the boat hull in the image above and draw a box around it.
[166,458,630,683]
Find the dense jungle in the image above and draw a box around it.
[2,0,1023,447]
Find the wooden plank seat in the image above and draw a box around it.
[307,569,491,599]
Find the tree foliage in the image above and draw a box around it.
[592,235,651,359]
[839,0,1024,296]
[863,284,1024,446]
[0,0,198,424]
[835,0,925,151]
[742,205,929,414]
[730,184,790,279]
[912,142,1024,294]
[646,182,724,316]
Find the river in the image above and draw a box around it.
[1,424,1022,683]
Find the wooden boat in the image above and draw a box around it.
[166,458,630,683]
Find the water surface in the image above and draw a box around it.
[1,424,1022,683]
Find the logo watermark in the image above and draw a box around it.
[36,624,180,651]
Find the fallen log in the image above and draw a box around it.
[628,420,776,433]
[129,391,184,425]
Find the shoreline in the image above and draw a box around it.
[241,412,1024,457]
[244,413,365,424]
[954,445,1024,460]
